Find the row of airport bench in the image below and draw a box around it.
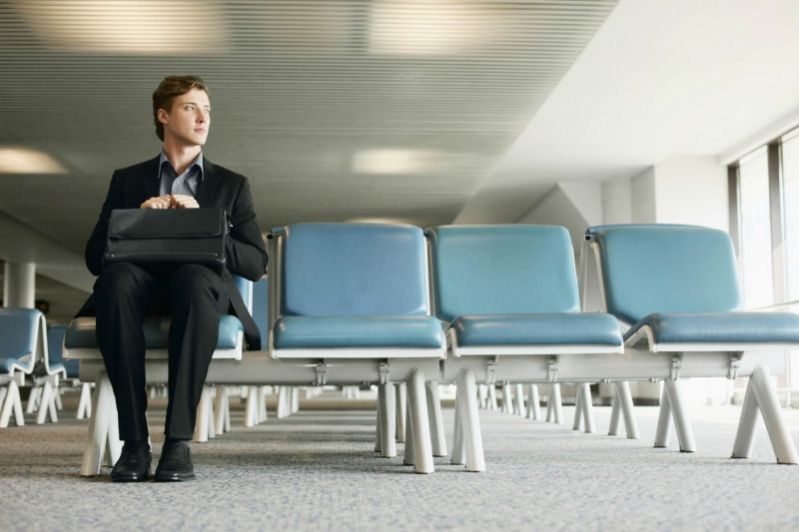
[2,223,799,474]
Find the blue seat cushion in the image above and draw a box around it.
[0,358,15,374]
[65,316,244,351]
[63,360,80,379]
[453,313,623,347]
[274,316,446,349]
[626,312,799,344]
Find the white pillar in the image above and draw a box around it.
[3,262,35,308]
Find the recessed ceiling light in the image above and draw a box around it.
[13,0,227,55]
[0,147,67,174]
[351,148,444,175]
[369,0,513,56]
[345,217,416,226]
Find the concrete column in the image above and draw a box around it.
[3,261,35,308]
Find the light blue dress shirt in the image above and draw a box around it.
[158,151,203,198]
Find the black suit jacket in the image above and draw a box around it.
[77,155,268,349]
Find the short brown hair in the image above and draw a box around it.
[152,75,209,141]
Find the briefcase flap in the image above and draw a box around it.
[108,209,226,240]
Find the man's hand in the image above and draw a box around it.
[171,195,200,209]
[140,195,173,209]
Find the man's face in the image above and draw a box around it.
[158,88,211,147]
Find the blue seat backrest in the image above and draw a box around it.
[281,223,430,317]
[233,275,253,313]
[587,224,742,324]
[429,225,580,322]
[0,308,41,364]
[47,325,67,366]
[252,277,269,340]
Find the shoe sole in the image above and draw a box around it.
[111,472,150,483]
[154,472,196,482]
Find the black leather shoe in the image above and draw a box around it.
[155,440,195,482]
[111,442,152,482]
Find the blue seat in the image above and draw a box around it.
[626,312,799,345]
[453,314,622,347]
[0,308,43,376]
[271,223,446,356]
[65,274,255,474]
[275,316,444,349]
[64,275,252,357]
[46,325,75,378]
[426,225,625,472]
[428,225,623,353]
[586,224,799,348]
[252,277,269,342]
[65,315,244,351]
[0,308,48,427]
[269,223,445,474]
[585,224,799,461]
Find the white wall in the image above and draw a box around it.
[601,165,660,226]
[517,183,599,251]
[654,157,728,230]
[631,167,657,223]
[601,176,632,224]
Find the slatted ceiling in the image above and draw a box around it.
[0,0,617,258]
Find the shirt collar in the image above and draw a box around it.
[158,150,204,179]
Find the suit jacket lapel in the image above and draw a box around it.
[196,157,221,207]
[141,156,161,200]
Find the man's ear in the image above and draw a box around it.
[157,108,169,125]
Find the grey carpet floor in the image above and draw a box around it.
[1,393,799,531]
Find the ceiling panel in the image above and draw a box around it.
[0,0,617,261]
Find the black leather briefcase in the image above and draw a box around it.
[104,208,228,271]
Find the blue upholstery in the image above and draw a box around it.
[454,314,623,347]
[427,225,622,352]
[65,315,244,350]
[626,312,799,344]
[273,223,444,353]
[0,308,41,374]
[252,277,269,341]
[64,275,252,354]
[274,316,445,349]
[233,275,252,308]
[47,325,78,378]
[281,223,430,317]
[429,225,580,322]
[586,224,742,325]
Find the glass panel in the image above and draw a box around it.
[782,129,799,302]
[738,146,773,308]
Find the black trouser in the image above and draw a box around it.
[95,262,229,441]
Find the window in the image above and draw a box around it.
[781,130,799,302]
[732,126,799,401]
[737,146,773,308]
